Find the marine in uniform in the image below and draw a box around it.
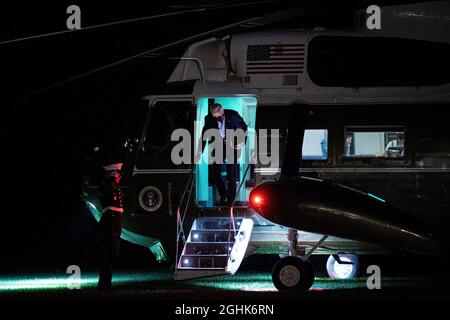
[97,162,124,291]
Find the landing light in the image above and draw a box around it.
[326,255,359,280]
[333,258,354,279]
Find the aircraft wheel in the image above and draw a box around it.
[272,256,315,291]
[326,254,359,280]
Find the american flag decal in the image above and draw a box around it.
[246,44,305,74]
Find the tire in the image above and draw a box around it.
[326,254,359,280]
[272,256,315,291]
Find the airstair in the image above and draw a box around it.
[173,214,254,280]
[172,162,256,281]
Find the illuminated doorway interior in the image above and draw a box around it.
[195,97,257,207]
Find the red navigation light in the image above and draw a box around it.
[253,195,264,205]
[250,191,265,213]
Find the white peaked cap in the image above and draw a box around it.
[103,163,123,172]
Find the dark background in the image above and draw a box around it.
[0,0,438,275]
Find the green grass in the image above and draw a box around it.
[0,270,445,296]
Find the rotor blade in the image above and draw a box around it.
[18,5,309,101]
[1,0,277,46]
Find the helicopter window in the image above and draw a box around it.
[302,129,328,160]
[344,127,405,158]
[136,101,193,169]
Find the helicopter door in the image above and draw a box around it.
[195,96,257,207]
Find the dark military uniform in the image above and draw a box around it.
[97,181,124,291]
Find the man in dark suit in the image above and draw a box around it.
[196,103,248,205]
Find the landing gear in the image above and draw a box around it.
[271,230,327,291]
[326,254,359,280]
[272,256,315,291]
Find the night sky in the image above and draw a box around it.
[0,0,442,278]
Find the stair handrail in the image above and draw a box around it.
[226,161,253,266]
[230,161,254,210]
[175,171,195,268]
[226,206,234,263]
[179,175,195,240]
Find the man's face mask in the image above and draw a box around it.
[212,108,224,121]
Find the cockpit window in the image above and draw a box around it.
[344,127,405,158]
[302,129,328,160]
[136,100,193,169]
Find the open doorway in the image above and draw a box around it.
[195,96,257,207]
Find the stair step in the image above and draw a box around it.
[195,217,243,230]
[197,206,249,212]
[189,230,236,242]
[176,267,225,270]
[175,217,254,279]
[184,241,229,244]
[173,269,230,280]
[193,229,235,232]
[179,254,228,268]
[182,254,229,257]
[183,242,232,255]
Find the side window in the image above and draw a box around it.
[302,129,328,160]
[344,127,405,158]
